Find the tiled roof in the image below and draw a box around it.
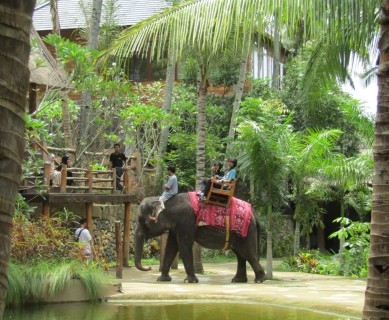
[33,0,172,31]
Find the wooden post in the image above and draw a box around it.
[86,166,93,193]
[86,203,93,237]
[123,167,130,194]
[43,202,50,218]
[115,221,123,279]
[44,162,51,193]
[60,164,67,193]
[123,203,131,267]
[112,167,117,193]
[130,150,142,177]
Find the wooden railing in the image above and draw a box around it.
[20,164,134,194]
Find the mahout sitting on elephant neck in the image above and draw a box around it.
[135,193,266,283]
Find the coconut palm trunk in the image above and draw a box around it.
[0,1,35,318]
[226,37,251,153]
[271,14,281,90]
[48,0,73,150]
[78,0,103,158]
[266,204,273,280]
[156,50,176,184]
[363,2,389,317]
[293,202,301,256]
[195,66,208,189]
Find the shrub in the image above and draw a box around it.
[279,251,320,273]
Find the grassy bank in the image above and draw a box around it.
[7,260,113,307]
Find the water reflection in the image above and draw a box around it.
[4,300,356,320]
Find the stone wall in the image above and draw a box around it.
[91,204,139,262]
[34,202,140,262]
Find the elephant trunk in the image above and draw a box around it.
[134,226,151,271]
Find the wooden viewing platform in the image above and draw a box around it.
[19,163,146,268]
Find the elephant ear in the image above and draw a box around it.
[153,200,164,219]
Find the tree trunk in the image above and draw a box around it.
[363,2,389,318]
[0,1,35,317]
[195,68,208,189]
[156,50,176,184]
[305,233,310,250]
[226,37,250,153]
[78,0,103,159]
[88,0,103,50]
[293,202,301,256]
[257,44,264,79]
[266,204,273,280]
[339,201,345,265]
[48,2,74,151]
[50,0,61,36]
[272,15,281,90]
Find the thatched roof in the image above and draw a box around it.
[29,27,69,88]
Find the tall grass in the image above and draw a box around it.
[6,260,113,307]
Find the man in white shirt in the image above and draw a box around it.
[75,218,94,260]
[152,165,178,221]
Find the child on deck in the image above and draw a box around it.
[152,165,178,221]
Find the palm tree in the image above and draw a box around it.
[238,114,290,279]
[313,152,373,263]
[288,129,342,255]
[0,2,36,318]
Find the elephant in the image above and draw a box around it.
[134,193,266,283]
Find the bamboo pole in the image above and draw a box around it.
[115,221,123,279]
[60,164,67,193]
[123,203,131,267]
[86,203,93,236]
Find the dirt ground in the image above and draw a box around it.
[108,262,365,319]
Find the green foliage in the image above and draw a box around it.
[329,218,370,277]
[278,218,370,278]
[166,84,231,190]
[11,216,82,263]
[6,261,112,307]
[209,53,241,87]
[279,251,320,273]
[180,56,198,85]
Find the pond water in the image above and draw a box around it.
[4,300,357,320]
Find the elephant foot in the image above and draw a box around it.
[184,275,199,283]
[231,276,248,283]
[254,272,267,283]
[157,274,172,282]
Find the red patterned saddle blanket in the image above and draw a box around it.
[188,192,252,237]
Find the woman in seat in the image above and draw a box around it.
[199,158,237,200]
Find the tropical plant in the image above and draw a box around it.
[329,217,370,277]
[288,129,343,255]
[237,102,291,279]
[311,152,373,264]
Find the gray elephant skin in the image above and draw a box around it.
[134,193,267,283]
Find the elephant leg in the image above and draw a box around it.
[158,232,178,282]
[231,253,248,283]
[247,256,267,283]
[177,233,198,283]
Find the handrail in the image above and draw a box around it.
[21,164,132,195]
